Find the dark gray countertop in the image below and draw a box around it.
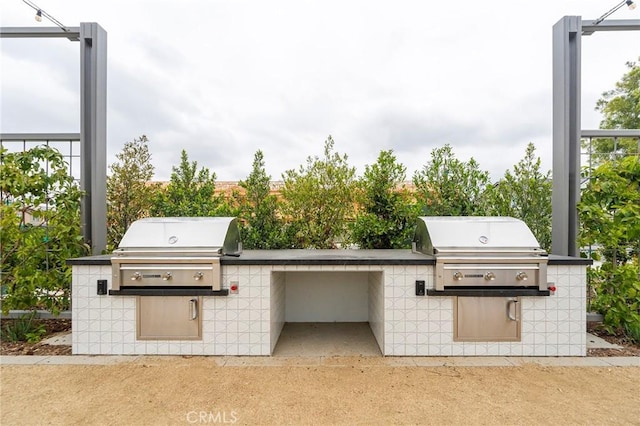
[67,254,112,265]
[547,255,592,265]
[223,249,434,265]
[67,250,590,266]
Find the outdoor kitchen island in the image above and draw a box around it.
[69,246,590,357]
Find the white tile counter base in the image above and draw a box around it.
[73,264,585,356]
[382,264,586,357]
[73,265,273,356]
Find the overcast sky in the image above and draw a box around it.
[1,0,639,182]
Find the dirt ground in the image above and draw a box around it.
[2,320,639,424]
[1,357,639,425]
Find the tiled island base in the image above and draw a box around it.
[71,252,587,356]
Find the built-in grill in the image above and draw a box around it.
[110,217,241,296]
[110,217,241,341]
[413,216,552,342]
[413,216,551,297]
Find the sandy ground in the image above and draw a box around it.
[1,357,639,425]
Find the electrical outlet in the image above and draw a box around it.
[97,279,107,295]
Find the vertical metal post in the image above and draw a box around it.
[80,23,107,254]
[552,16,582,257]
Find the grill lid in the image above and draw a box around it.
[116,217,241,254]
[413,216,544,255]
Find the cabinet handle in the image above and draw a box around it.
[190,298,198,320]
[507,300,518,321]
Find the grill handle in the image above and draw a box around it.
[507,300,518,321]
[190,298,198,320]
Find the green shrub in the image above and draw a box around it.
[625,322,640,344]
[0,312,47,343]
[580,156,640,344]
[0,146,88,314]
[588,262,640,343]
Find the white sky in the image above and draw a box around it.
[1,0,639,181]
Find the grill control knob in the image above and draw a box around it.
[162,272,173,281]
[193,272,204,281]
[516,272,528,281]
[453,271,464,281]
[484,272,496,281]
[131,272,142,281]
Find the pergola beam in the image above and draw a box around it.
[0,133,81,141]
[0,26,79,40]
[581,129,640,138]
[582,19,640,34]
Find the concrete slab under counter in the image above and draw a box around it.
[69,250,589,356]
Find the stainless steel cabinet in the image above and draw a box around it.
[454,297,521,342]
[137,296,202,340]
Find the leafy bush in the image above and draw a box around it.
[107,135,158,250]
[413,144,489,216]
[625,321,640,345]
[588,262,640,343]
[351,150,418,249]
[0,146,88,314]
[237,150,289,249]
[0,312,47,343]
[580,156,640,343]
[150,149,224,217]
[280,136,356,249]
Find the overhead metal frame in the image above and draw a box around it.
[551,17,640,257]
[0,26,79,39]
[0,24,107,254]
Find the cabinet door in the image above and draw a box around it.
[454,297,520,342]
[137,296,202,340]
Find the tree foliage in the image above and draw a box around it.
[587,262,640,343]
[578,156,640,342]
[413,144,489,216]
[596,59,640,131]
[484,143,552,252]
[150,149,222,217]
[280,136,356,248]
[106,135,157,250]
[579,156,640,266]
[237,150,288,249]
[589,59,640,163]
[351,150,417,249]
[0,146,88,314]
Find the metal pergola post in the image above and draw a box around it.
[0,24,107,254]
[551,17,640,257]
[80,23,108,254]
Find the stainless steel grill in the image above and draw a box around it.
[413,216,549,294]
[111,217,241,293]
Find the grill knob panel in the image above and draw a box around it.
[516,271,528,281]
[484,272,496,281]
[453,271,464,281]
